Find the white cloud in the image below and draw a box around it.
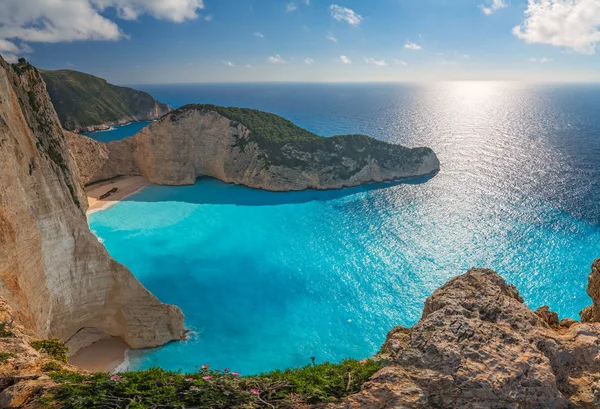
[514,0,600,55]
[286,0,310,12]
[91,0,204,23]
[340,55,351,64]
[0,0,205,61]
[329,5,363,26]
[393,59,408,66]
[326,32,338,42]
[246,64,253,68]
[404,41,422,50]
[269,54,285,63]
[480,0,507,15]
[0,39,22,62]
[530,57,553,63]
[254,32,265,38]
[304,57,315,64]
[224,61,235,67]
[365,57,388,66]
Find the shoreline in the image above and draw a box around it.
[77,118,157,134]
[86,176,150,215]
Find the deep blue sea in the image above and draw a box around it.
[87,82,600,375]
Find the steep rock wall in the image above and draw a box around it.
[0,58,184,353]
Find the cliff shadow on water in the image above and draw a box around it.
[120,173,437,207]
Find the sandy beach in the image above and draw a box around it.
[86,176,150,214]
[69,337,129,373]
[78,176,150,371]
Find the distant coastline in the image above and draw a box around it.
[81,119,156,134]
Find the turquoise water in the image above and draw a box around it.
[83,121,152,142]
[89,82,600,375]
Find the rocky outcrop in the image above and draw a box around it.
[64,130,109,185]
[74,105,440,191]
[580,259,600,323]
[0,57,184,353]
[0,298,62,408]
[333,266,600,409]
[41,69,172,132]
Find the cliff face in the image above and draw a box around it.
[75,105,440,191]
[64,130,109,186]
[0,58,184,353]
[40,69,172,132]
[332,266,600,409]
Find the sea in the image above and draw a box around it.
[87,82,600,375]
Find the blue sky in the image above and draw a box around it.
[1,0,600,84]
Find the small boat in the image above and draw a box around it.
[99,187,118,200]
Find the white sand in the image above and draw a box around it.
[69,337,129,373]
[86,176,149,215]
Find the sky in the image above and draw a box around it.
[1,0,600,84]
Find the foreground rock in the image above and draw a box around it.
[333,267,600,409]
[72,104,440,190]
[0,57,184,353]
[0,298,63,408]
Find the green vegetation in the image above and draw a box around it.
[171,104,320,143]
[171,105,432,176]
[40,69,171,131]
[45,359,384,408]
[31,339,69,363]
[0,352,16,364]
[41,361,64,372]
[0,321,13,337]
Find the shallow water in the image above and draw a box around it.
[83,121,152,142]
[89,82,600,374]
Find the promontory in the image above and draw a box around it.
[40,68,172,132]
[70,104,440,191]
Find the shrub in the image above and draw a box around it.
[0,352,16,364]
[31,339,69,363]
[46,358,385,408]
[41,361,64,372]
[0,321,13,337]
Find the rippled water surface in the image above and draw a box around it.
[89,82,600,374]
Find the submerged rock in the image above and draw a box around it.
[72,104,440,190]
[332,266,600,409]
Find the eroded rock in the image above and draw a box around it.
[70,105,440,191]
[332,267,600,409]
[0,57,184,352]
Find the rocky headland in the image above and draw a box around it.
[331,264,600,409]
[40,69,172,133]
[70,104,440,191]
[0,58,184,358]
